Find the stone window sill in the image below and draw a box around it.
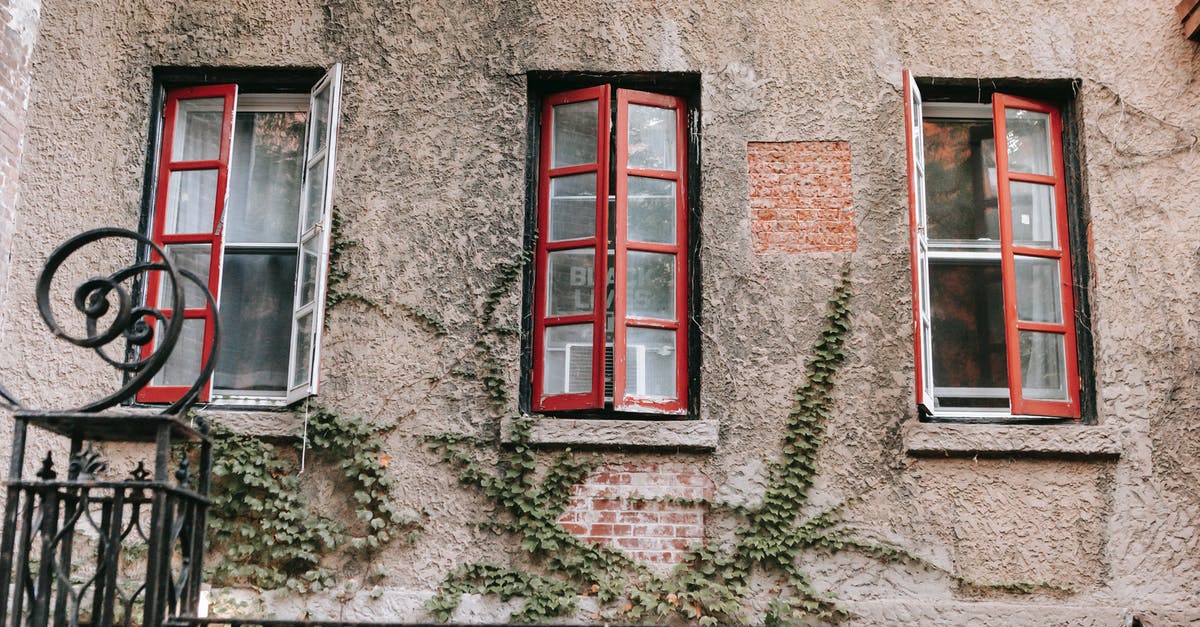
[126,405,299,438]
[903,420,1122,459]
[500,416,719,451]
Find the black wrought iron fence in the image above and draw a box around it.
[0,228,218,627]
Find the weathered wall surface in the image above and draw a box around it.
[0,0,39,344]
[1,0,1199,624]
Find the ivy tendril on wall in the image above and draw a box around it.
[205,407,418,592]
[424,266,1068,624]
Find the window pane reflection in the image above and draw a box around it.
[549,174,596,241]
[627,177,675,244]
[628,104,676,171]
[544,324,593,395]
[172,98,223,162]
[552,100,598,168]
[215,251,297,392]
[1019,331,1067,401]
[626,251,674,320]
[923,118,999,241]
[547,249,595,316]
[226,111,306,244]
[929,260,1008,395]
[625,327,675,399]
[1005,109,1052,176]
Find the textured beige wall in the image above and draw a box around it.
[1,0,1199,623]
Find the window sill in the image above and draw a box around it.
[121,406,298,438]
[902,420,1122,460]
[500,416,718,451]
[202,409,298,438]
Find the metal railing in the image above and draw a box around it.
[0,228,218,627]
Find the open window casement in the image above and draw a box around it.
[992,94,1080,418]
[532,85,611,412]
[286,63,342,404]
[531,85,689,415]
[903,70,935,412]
[905,70,1080,419]
[612,88,688,414]
[138,83,238,404]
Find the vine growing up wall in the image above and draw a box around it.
[325,210,379,321]
[206,407,416,592]
[425,269,941,624]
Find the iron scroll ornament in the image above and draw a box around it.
[29,227,220,414]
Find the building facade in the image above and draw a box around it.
[0,0,1199,624]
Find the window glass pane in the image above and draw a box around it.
[543,324,592,395]
[1019,331,1067,401]
[929,260,1008,397]
[225,111,306,244]
[164,169,218,234]
[1005,109,1052,176]
[152,318,205,387]
[626,251,674,320]
[625,327,675,399]
[291,311,314,390]
[298,237,321,308]
[215,251,297,392]
[547,249,595,316]
[627,176,675,244]
[922,118,999,241]
[549,173,596,241]
[303,155,327,232]
[627,104,676,171]
[309,83,330,155]
[171,98,224,162]
[552,100,597,168]
[1009,181,1057,248]
[1015,256,1062,324]
[159,244,210,310]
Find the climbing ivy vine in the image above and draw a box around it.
[324,210,379,321]
[424,267,1063,623]
[205,240,1064,619]
[424,269,890,623]
[206,406,415,591]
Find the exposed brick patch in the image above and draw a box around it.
[557,463,713,568]
[748,141,856,254]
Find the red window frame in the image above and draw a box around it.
[531,85,689,415]
[904,71,1081,419]
[532,85,611,411]
[993,94,1080,418]
[136,83,236,404]
[612,89,688,414]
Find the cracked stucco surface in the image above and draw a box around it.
[0,0,1198,623]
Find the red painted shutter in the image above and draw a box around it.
[137,84,237,404]
[992,93,1080,418]
[903,70,934,411]
[612,89,687,415]
[532,85,610,411]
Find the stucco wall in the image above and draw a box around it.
[2,0,1199,624]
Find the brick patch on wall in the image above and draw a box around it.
[748,141,856,254]
[558,463,713,567]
